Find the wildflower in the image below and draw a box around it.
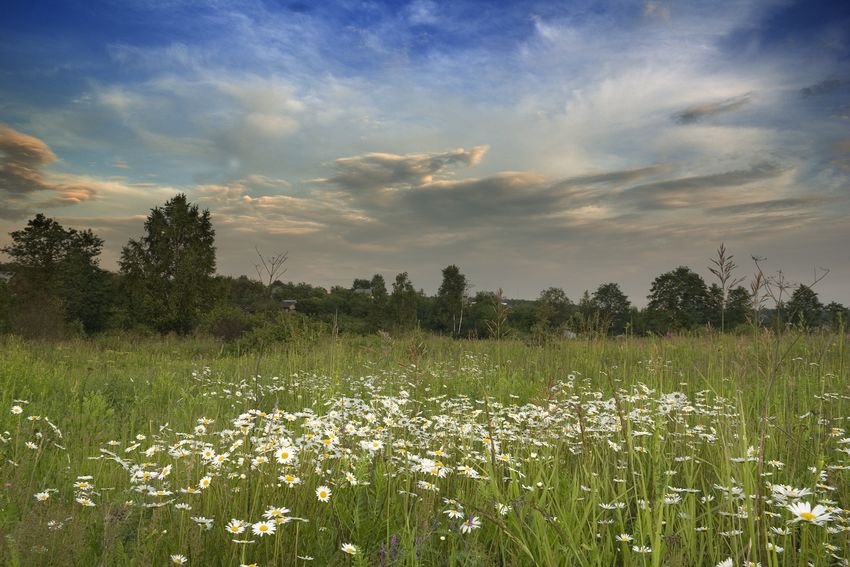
[280,474,301,487]
[226,519,247,535]
[263,506,290,520]
[192,516,214,530]
[460,516,481,534]
[34,492,50,502]
[170,554,187,565]
[11,405,23,415]
[316,486,331,502]
[251,521,276,536]
[198,476,212,490]
[616,533,633,542]
[76,497,95,507]
[631,545,652,553]
[787,501,831,525]
[495,503,512,516]
[444,508,464,519]
[340,543,358,555]
[275,447,296,464]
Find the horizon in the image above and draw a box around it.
[2,0,849,304]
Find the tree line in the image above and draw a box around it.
[0,194,847,341]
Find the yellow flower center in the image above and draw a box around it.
[801,512,816,521]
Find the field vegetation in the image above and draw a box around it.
[1,330,849,566]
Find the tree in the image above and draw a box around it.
[825,301,849,331]
[592,282,631,334]
[368,274,389,331]
[436,265,468,336]
[1,214,111,333]
[535,287,571,333]
[647,266,711,332]
[786,285,823,329]
[119,194,216,333]
[389,272,417,331]
[724,286,752,329]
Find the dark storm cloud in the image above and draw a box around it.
[671,93,752,124]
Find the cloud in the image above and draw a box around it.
[0,124,99,219]
[316,146,489,191]
[671,93,753,124]
[619,162,787,210]
[800,78,846,98]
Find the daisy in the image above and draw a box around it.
[170,554,187,565]
[226,519,247,535]
[252,521,276,537]
[460,516,481,534]
[11,405,23,415]
[340,543,358,555]
[263,506,290,520]
[787,501,831,525]
[34,492,50,502]
[615,533,633,542]
[198,476,212,490]
[280,474,301,487]
[275,447,296,464]
[316,486,331,502]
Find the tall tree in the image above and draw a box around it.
[786,285,823,329]
[368,273,389,331]
[436,264,467,336]
[119,194,216,333]
[389,272,417,331]
[534,287,572,334]
[2,214,111,333]
[647,266,711,332]
[724,286,752,329]
[592,282,631,334]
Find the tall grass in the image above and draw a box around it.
[0,331,848,566]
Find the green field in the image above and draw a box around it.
[1,332,849,566]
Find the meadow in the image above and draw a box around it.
[1,330,848,566]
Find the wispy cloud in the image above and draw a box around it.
[671,93,753,124]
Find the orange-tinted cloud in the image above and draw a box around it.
[0,125,99,219]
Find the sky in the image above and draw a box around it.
[1,0,849,304]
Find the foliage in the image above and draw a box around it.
[119,194,216,334]
[646,266,711,332]
[592,282,631,335]
[786,285,823,329]
[436,264,468,336]
[1,214,111,334]
[390,272,418,331]
[2,332,850,566]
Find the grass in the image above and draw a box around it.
[0,330,848,566]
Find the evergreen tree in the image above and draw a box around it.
[119,194,216,333]
[436,264,467,335]
[389,272,417,331]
